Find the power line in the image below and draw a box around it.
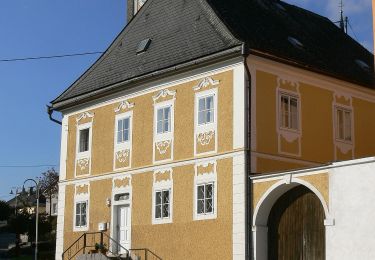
[347,20,359,42]
[0,51,104,63]
[0,164,58,168]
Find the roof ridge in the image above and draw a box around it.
[200,0,242,45]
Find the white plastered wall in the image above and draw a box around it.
[252,157,375,260]
[232,62,247,260]
[55,115,68,260]
[327,158,375,260]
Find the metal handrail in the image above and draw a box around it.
[102,232,130,257]
[62,232,86,259]
[62,232,104,260]
[130,248,163,260]
[62,232,162,260]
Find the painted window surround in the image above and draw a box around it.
[113,111,133,171]
[276,79,302,158]
[194,87,218,156]
[194,161,217,221]
[73,183,90,232]
[332,93,355,160]
[75,121,93,177]
[152,168,173,225]
[153,89,176,164]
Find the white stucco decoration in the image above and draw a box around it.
[193,77,220,91]
[152,89,176,103]
[114,100,135,112]
[76,112,94,123]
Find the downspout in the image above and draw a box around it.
[242,43,253,260]
[47,105,62,125]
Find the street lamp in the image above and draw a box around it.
[9,187,21,216]
[23,178,40,260]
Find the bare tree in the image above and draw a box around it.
[39,168,59,215]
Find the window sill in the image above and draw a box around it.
[73,226,89,232]
[194,213,217,221]
[152,218,173,225]
[335,139,353,146]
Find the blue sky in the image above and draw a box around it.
[0,0,373,200]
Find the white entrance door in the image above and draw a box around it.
[117,205,131,253]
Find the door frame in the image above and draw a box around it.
[115,204,131,253]
[111,184,132,254]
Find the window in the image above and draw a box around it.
[196,183,214,215]
[117,117,130,144]
[75,201,87,228]
[198,95,214,125]
[79,128,90,152]
[280,94,299,130]
[154,189,170,219]
[156,106,171,134]
[336,107,352,142]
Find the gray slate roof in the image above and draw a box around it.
[52,0,241,106]
[51,0,374,108]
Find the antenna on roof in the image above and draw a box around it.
[334,0,348,33]
[338,0,348,33]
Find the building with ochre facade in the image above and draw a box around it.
[49,0,374,259]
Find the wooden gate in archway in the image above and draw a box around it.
[267,185,325,260]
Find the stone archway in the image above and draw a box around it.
[252,178,332,260]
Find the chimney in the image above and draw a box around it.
[127,0,147,23]
[127,0,135,23]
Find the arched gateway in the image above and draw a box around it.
[252,179,330,260]
[267,185,325,259]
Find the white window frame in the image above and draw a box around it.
[76,122,93,160]
[334,106,353,144]
[74,201,88,229]
[196,182,215,215]
[75,122,93,177]
[116,115,131,145]
[73,184,90,232]
[278,92,300,132]
[153,188,172,223]
[198,95,215,126]
[153,100,174,163]
[152,169,173,225]
[194,163,217,221]
[156,106,172,134]
[154,101,174,141]
[194,88,218,156]
[113,111,133,170]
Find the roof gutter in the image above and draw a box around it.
[47,105,62,125]
[50,45,243,112]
